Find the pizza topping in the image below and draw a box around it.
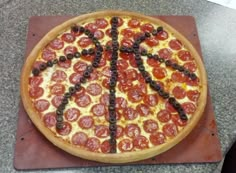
[158,48,172,59]
[61,33,75,43]
[127,87,144,103]
[136,103,151,116]
[95,18,108,29]
[91,103,106,116]
[123,107,139,120]
[128,18,140,28]
[29,87,44,99]
[172,86,186,99]
[171,71,186,83]
[95,125,109,138]
[145,37,159,47]
[78,37,92,48]
[143,94,159,106]
[78,116,94,129]
[169,39,182,50]
[133,135,149,149]
[34,99,49,112]
[43,112,56,127]
[171,114,187,127]
[182,102,196,114]
[51,70,67,82]
[72,132,88,146]
[184,62,197,72]
[156,30,168,40]
[101,140,111,153]
[86,137,100,151]
[86,83,102,96]
[150,132,166,145]
[49,38,64,50]
[51,95,63,108]
[65,108,80,122]
[153,67,167,79]
[118,139,133,152]
[163,123,178,137]
[187,90,200,102]
[75,94,91,107]
[140,23,154,33]
[125,124,141,138]
[42,48,56,61]
[56,122,72,136]
[143,119,159,133]
[157,109,171,123]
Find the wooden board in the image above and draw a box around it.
[14,16,222,170]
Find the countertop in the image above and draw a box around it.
[0,0,236,173]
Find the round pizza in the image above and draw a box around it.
[20,10,207,163]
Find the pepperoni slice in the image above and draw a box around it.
[172,86,186,99]
[125,69,138,80]
[157,110,171,123]
[94,125,109,138]
[163,123,178,137]
[43,112,56,127]
[101,66,111,77]
[104,51,112,60]
[86,83,102,96]
[133,135,149,149]
[29,87,44,98]
[128,18,140,28]
[120,52,135,61]
[88,70,99,81]
[75,87,85,97]
[49,38,64,50]
[65,108,80,122]
[51,70,67,82]
[58,59,71,69]
[56,122,72,136]
[116,97,128,109]
[187,90,200,102]
[100,93,109,106]
[72,132,88,146]
[143,94,159,107]
[136,104,151,116]
[102,78,109,89]
[101,140,111,153]
[153,67,167,79]
[171,114,187,127]
[171,71,186,83]
[70,25,82,37]
[125,124,141,138]
[105,28,112,37]
[165,101,177,113]
[64,46,78,55]
[86,137,100,152]
[50,83,65,95]
[78,116,94,129]
[150,132,166,145]
[75,94,91,107]
[42,48,56,61]
[94,30,104,40]
[34,99,49,112]
[29,76,43,87]
[77,37,92,48]
[91,103,106,116]
[69,72,83,84]
[140,23,154,33]
[182,102,196,114]
[127,87,144,103]
[33,61,44,69]
[169,39,182,50]
[184,62,197,72]
[110,17,123,27]
[158,48,173,59]
[95,18,108,29]
[85,23,98,33]
[116,125,124,138]
[156,30,169,40]
[61,33,75,43]
[123,107,139,120]
[117,59,129,70]
[118,139,133,152]
[121,38,133,47]
[145,37,159,47]
[121,28,134,38]
[133,32,144,40]
[186,76,199,86]
[147,58,160,67]
[73,61,87,73]
[51,95,63,108]
[178,50,192,61]
[143,119,159,133]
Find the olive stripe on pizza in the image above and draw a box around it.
[21,10,207,163]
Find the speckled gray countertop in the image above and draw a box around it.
[1,0,236,172]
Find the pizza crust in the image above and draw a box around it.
[20,10,207,163]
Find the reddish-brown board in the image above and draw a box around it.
[14,16,222,170]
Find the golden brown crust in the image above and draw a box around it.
[20,10,207,163]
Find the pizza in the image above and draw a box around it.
[20,10,207,163]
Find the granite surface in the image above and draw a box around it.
[0,0,236,173]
